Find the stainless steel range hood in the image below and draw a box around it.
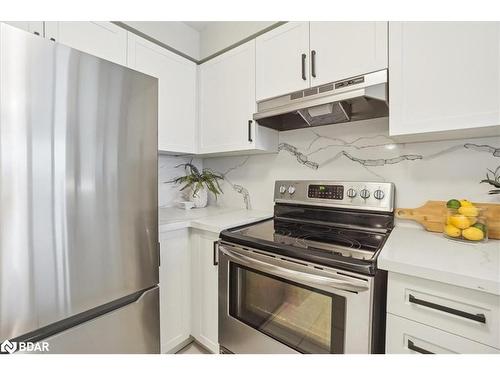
[253,70,388,131]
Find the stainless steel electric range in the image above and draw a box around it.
[217,180,395,354]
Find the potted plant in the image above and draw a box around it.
[170,162,224,208]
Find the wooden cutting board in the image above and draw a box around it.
[396,200,500,240]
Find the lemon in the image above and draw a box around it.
[444,224,461,238]
[449,214,471,229]
[460,199,473,207]
[468,216,478,226]
[462,227,484,241]
[446,199,461,209]
[472,223,488,234]
[458,206,479,217]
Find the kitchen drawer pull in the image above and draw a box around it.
[248,120,253,142]
[301,53,306,81]
[213,241,219,266]
[311,50,317,78]
[407,339,434,354]
[408,294,486,324]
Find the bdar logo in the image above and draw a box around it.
[1,339,17,354]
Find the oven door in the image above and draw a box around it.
[218,243,374,354]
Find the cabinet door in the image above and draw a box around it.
[191,230,219,353]
[310,22,388,86]
[199,40,257,154]
[3,21,43,36]
[128,34,197,154]
[389,22,500,136]
[159,229,191,353]
[44,22,127,65]
[256,22,310,101]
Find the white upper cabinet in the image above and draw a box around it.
[127,33,197,154]
[310,22,388,87]
[256,22,310,101]
[256,22,388,101]
[3,21,43,37]
[199,39,278,155]
[44,22,127,65]
[389,22,500,137]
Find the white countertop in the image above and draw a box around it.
[159,206,272,233]
[379,225,500,295]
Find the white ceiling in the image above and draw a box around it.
[183,21,211,32]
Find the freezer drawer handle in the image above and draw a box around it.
[213,241,219,266]
[408,294,486,324]
[220,245,368,293]
[407,339,434,354]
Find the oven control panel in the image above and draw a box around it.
[307,184,344,200]
[274,180,395,212]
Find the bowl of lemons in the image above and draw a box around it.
[444,199,488,242]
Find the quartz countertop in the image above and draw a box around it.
[378,225,500,295]
[159,206,272,234]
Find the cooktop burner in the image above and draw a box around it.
[233,219,386,261]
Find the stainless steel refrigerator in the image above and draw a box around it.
[0,24,160,353]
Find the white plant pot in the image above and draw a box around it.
[189,186,208,208]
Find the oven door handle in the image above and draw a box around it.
[220,246,369,293]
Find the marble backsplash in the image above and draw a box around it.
[199,117,500,211]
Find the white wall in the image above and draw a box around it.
[203,118,500,211]
[124,21,200,60]
[198,21,277,59]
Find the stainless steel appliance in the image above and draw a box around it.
[253,70,388,131]
[218,180,395,354]
[0,24,159,353]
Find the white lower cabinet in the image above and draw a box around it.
[190,229,219,353]
[386,313,500,354]
[159,229,191,353]
[386,272,500,353]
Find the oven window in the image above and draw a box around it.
[229,263,346,354]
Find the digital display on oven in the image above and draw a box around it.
[308,184,344,200]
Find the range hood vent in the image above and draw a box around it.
[254,70,388,131]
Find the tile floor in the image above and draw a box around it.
[176,342,210,354]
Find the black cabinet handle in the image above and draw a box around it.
[311,50,317,78]
[248,120,253,142]
[50,38,56,42]
[408,340,434,354]
[301,53,307,81]
[213,241,219,266]
[408,294,486,324]
[33,31,40,36]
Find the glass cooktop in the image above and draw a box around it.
[225,219,388,261]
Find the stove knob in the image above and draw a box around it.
[288,185,296,195]
[374,189,385,200]
[279,185,287,194]
[360,189,370,199]
[346,188,357,198]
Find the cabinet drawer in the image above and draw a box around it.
[387,273,500,348]
[386,313,500,354]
